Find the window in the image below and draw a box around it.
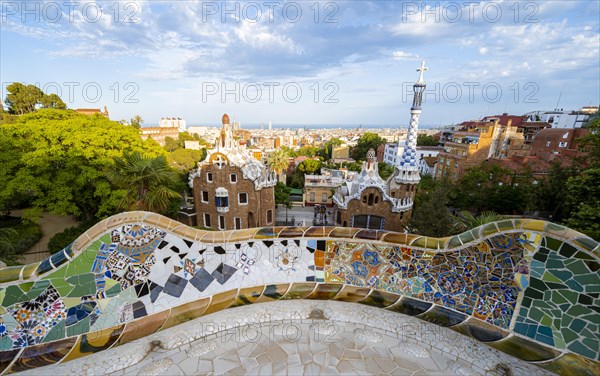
[230,173,237,183]
[310,192,315,202]
[375,196,379,204]
[266,210,273,224]
[238,192,248,204]
[562,132,569,139]
[322,193,327,202]
[206,172,213,182]
[216,187,229,212]
[362,196,367,203]
[559,142,568,148]
[219,215,225,230]
[201,191,209,203]
[368,193,374,206]
[546,141,551,147]
[235,217,241,229]
[203,213,211,228]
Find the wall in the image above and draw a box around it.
[0,212,598,375]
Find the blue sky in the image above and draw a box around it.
[1,1,598,127]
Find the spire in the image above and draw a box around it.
[396,62,427,185]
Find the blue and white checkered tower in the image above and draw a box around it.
[396,61,427,186]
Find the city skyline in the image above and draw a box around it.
[1,1,599,125]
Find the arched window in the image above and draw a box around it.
[374,196,379,204]
[362,196,367,203]
[368,193,374,206]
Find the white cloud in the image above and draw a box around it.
[479,47,488,55]
[392,51,420,61]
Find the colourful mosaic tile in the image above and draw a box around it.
[0,213,598,375]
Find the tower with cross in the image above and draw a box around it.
[392,61,428,215]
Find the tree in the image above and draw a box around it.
[378,162,395,180]
[130,115,143,129]
[108,152,182,214]
[0,228,19,265]
[168,148,206,171]
[320,138,343,160]
[4,83,67,114]
[408,184,459,237]
[352,132,386,160]
[4,83,44,115]
[417,134,438,146]
[0,109,164,221]
[40,93,66,110]
[274,181,292,207]
[565,168,600,240]
[297,159,322,175]
[577,117,600,167]
[268,149,290,180]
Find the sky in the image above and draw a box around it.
[1,0,599,127]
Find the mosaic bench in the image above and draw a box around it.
[0,211,598,375]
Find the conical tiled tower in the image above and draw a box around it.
[395,61,427,206]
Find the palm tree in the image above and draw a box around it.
[130,115,143,129]
[267,149,290,182]
[459,210,505,230]
[108,152,181,213]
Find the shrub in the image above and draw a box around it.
[0,216,42,264]
[47,222,94,253]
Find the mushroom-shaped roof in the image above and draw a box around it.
[366,148,376,162]
[222,114,230,125]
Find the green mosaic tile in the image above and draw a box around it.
[482,222,499,236]
[566,260,592,274]
[24,280,51,300]
[0,266,23,283]
[458,230,476,244]
[568,341,596,360]
[542,271,563,284]
[66,273,96,297]
[42,320,67,343]
[447,236,462,248]
[2,285,27,306]
[545,236,563,252]
[496,219,516,232]
[572,237,599,252]
[559,243,578,258]
[66,316,91,338]
[48,278,75,297]
[65,246,98,277]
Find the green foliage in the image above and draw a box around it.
[168,148,206,171]
[565,168,600,240]
[417,134,438,146]
[4,82,66,115]
[351,132,385,160]
[108,151,182,214]
[130,115,143,129]
[0,217,42,264]
[47,222,94,253]
[459,210,505,231]
[275,182,292,207]
[408,184,459,237]
[267,149,290,176]
[377,162,395,180]
[0,109,164,220]
[577,117,600,167]
[297,159,322,174]
[320,138,343,160]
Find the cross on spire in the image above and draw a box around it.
[214,155,227,169]
[417,61,427,84]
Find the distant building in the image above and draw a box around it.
[184,140,201,150]
[529,128,589,162]
[160,117,187,132]
[434,115,551,180]
[525,107,598,128]
[189,114,277,230]
[75,106,109,118]
[139,126,179,146]
[331,145,350,162]
[304,171,344,207]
